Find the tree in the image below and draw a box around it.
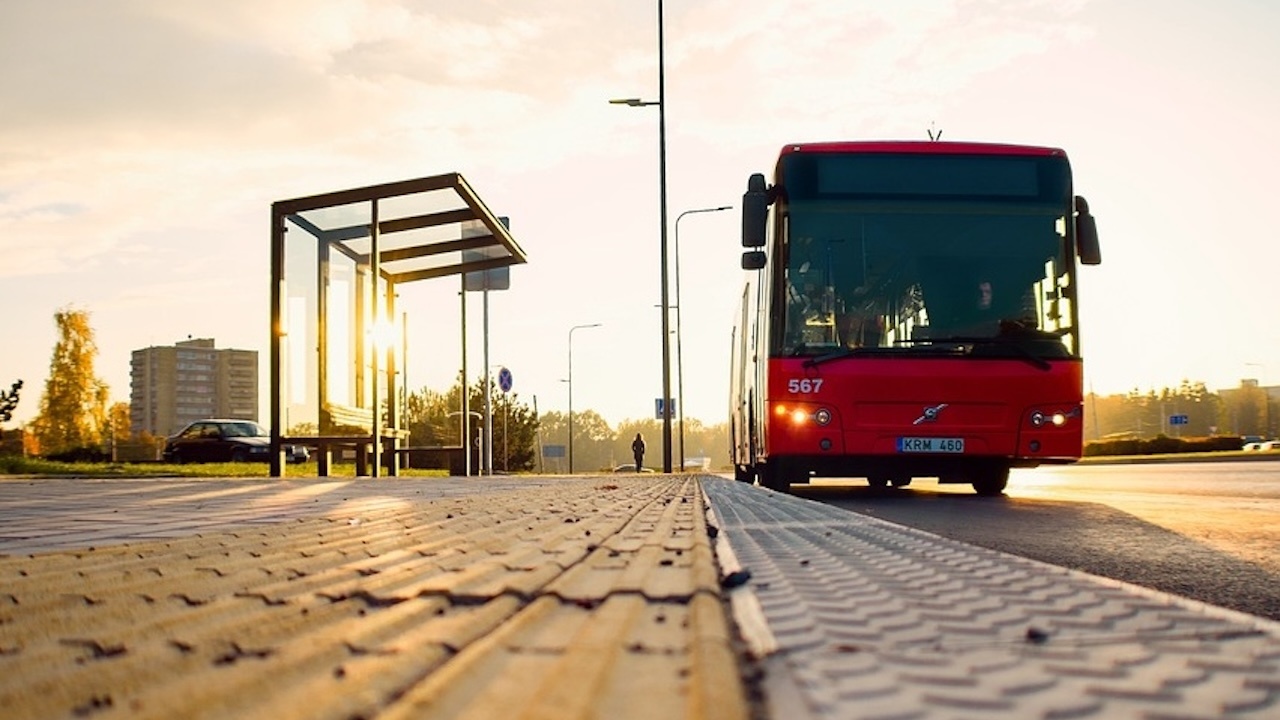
[681,418,731,470]
[611,417,664,469]
[403,386,463,447]
[401,376,542,472]
[567,409,612,470]
[1085,380,1230,441]
[538,410,613,472]
[609,417,732,471]
[1124,388,1162,437]
[1228,380,1269,437]
[30,308,110,457]
[108,402,131,442]
[1170,380,1222,437]
[0,379,21,424]
[486,389,538,472]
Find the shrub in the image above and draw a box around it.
[1084,434,1248,457]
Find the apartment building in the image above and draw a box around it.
[130,338,259,437]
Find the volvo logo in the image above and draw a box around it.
[913,403,948,425]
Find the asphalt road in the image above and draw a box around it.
[792,460,1280,621]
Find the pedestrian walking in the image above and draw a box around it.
[631,432,646,472]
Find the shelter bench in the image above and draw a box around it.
[289,403,409,476]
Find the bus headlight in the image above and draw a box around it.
[775,404,834,427]
[1030,409,1076,427]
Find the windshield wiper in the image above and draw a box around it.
[897,336,1053,371]
[802,346,879,368]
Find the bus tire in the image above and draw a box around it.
[971,466,1009,496]
[758,463,791,494]
[734,465,753,483]
[867,476,889,489]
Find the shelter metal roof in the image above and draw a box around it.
[272,172,527,283]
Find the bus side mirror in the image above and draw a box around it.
[742,173,768,248]
[1075,195,1101,265]
[741,251,766,270]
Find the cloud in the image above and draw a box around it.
[0,1,651,261]
[0,0,1098,274]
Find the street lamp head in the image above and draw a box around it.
[677,205,733,223]
[609,98,660,107]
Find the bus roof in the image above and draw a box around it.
[778,141,1066,158]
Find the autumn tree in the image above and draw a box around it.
[30,308,110,457]
[108,402,131,442]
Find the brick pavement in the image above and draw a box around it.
[0,476,747,720]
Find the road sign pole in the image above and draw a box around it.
[497,367,512,472]
[483,289,492,476]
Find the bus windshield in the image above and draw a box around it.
[772,150,1079,360]
[777,200,1076,358]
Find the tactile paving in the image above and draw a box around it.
[701,477,1280,719]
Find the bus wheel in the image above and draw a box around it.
[867,476,889,489]
[890,477,912,488]
[758,464,792,494]
[734,465,753,483]
[971,466,1009,496]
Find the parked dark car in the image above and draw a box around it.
[162,419,308,464]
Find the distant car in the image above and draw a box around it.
[1244,442,1264,451]
[162,419,308,464]
[612,463,655,473]
[1264,441,1280,451]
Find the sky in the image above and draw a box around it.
[2,0,1279,431]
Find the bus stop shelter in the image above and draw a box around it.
[268,173,527,478]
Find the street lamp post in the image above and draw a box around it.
[568,323,602,473]
[609,0,673,472]
[674,205,732,470]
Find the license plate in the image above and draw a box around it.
[897,437,964,453]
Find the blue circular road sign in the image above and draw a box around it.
[497,367,513,393]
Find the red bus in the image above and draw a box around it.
[730,141,1101,495]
